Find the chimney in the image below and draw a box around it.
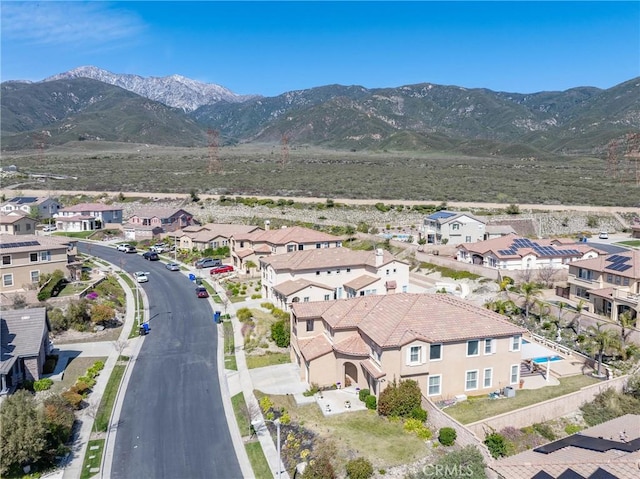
[264,220,270,231]
[375,248,384,266]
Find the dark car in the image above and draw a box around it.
[210,265,234,275]
[143,251,160,261]
[195,286,209,298]
[195,258,223,269]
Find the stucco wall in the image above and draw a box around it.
[466,375,629,437]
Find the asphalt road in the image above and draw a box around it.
[79,243,242,479]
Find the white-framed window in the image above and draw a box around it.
[287,245,296,252]
[303,297,310,302]
[510,335,521,352]
[484,338,495,355]
[428,375,442,396]
[306,320,314,332]
[40,251,51,261]
[452,223,460,230]
[465,370,478,391]
[510,364,519,384]
[2,255,11,265]
[408,345,422,364]
[30,270,40,284]
[3,274,13,287]
[430,343,442,361]
[324,294,330,301]
[483,368,493,388]
[30,252,38,262]
[467,340,479,357]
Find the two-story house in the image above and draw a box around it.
[230,226,343,274]
[567,250,639,323]
[261,248,410,310]
[0,211,38,235]
[0,234,79,293]
[177,223,262,252]
[457,234,600,270]
[54,203,124,232]
[1,196,61,219]
[290,293,526,400]
[124,207,197,240]
[421,211,486,245]
[1,307,51,395]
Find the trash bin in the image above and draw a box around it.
[195,277,203,285]
[188,273,196,281]
[214,311,221,323]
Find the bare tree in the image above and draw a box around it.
[536,265,560,288]
[85,401,100,434]
[517,268,535,284]
[113,339,128,358]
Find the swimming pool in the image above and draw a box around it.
[532,356,563,364]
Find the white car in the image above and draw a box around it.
[43,225,57,232]
[598,231,609,239]
[117,244,132,252]
[134,271,149,283]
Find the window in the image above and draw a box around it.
[322,242,329,248]
[298,244,303,251]
[484,339,495,355]
[30,252,38,262]
[452,223,460,230]
[30,271,40,283]
[1,255,10,265]
[303,297,310,303]
[409,345,422,364]
[15,224,20,232]
[465,370,478,391]
[324,294,330,301]
[327,270,331,275]
[623,277,630,286]
[3,274,13,287]
[386,269,390,276]
[510,364,519,384]
[465,236,471,242]
[467,340,479,356]
[428,375,441,396]
[607,274,613,283]
[40,251,51,261]
[483,368,493,388]
[430,344,442,361]
[511,335,521,352]
[287,245,295,252]
[26,223,32,231]
[346,268,351,273]
[306,320,314,332]
[316,271,320,276]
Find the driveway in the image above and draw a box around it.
[249,363,309,395]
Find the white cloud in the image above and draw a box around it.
[1,1,144,46]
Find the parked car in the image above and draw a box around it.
[598,231,609,239]
[195,286,209,298]
[151,243,168,253]
[195,258,222,269]
[124,245,137,253]
[116,244,132,252]
[143,251,160,261]
[165,263,180,271]
[134,271,148,283]
[43,225,57,232]
[210,265,234,275]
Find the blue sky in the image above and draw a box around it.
[2,1,639,96]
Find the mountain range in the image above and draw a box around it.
[2,66,638,157]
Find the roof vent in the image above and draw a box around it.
[21,315,31,320]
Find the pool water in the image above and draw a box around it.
[533,356,563,364]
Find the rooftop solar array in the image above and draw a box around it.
[8,197,38,205]
[607,263,632,272]
[498,249,517,255]
[428,211,457,220]
[0,240,41,249]
[604,254,632,273]
[496,239,584,257]
[605,254,628,263]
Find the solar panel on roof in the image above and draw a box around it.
[606,254,629,263]
[0,240,40,249]
[617,264,632,272]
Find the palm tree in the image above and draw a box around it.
[484,299,519,318]
[519,281,543,321]
[568,299,588,335]
[244,260,257,277]
[586,322,621,377]
[618,311,637,359]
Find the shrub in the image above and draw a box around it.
[279,412,291,425]
[236,308,253,322]
[259,396,273,414]
[484,433,508,458]
[43,394,75,445]
[377,379,421,418]
[403,418,432,440]
[33,378,54,392]
[345,457,374,479]
[270,319,290,347]
[438,427,457,446]
[358,389,370,402]
[61,390,83,410]
[410,407,427,422]
[564,424,582,435]
[303,383,320,397]
[533,423,556,441]
[365,395,377,410]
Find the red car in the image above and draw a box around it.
[210,265,234,275]
[195,286,209,298]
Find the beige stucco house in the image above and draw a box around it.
[124,207,197,240]
[177,223,262,252]
[421,211,486,245]
[0,211,38,235]
[290,293,526,400]
[457,234,600,271]
[567,250,639,323]
[0,307,51,394]
[261,248,410,311]
[0,234,80,293]
[230,226,343,274]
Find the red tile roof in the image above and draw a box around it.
[260,248,400,271]
[333,335,369,357]
[237,225,341,245]
[298,335,333,361]
[570,250,640,279]
[274,279,333,296]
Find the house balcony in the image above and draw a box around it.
[567,275,598,287]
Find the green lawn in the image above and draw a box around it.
[223,321,237,371]
[616,240,640,247]
[245,441,273,479]
[246,352,290,369]
[51,356,107,393]
[120,273,144,338]
[231,392,252,437]
[445,374,600,424]
[80,439,104,479]
[95,364,126,431]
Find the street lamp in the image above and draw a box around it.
[252,418,282,479]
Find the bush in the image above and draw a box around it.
[259,396,273,414]
[345,457,374,479]
[564,424,582,435]
[236,308,253,322]
[61,390,83,410]
[270,319,290,347]
[377,379,421,418]
[484,433,508,458]
[410,407,427,422]
[403,418,432,440]
[438,427,457,446]
[533,423,556,441]
[358,389,370,402]
[365,395,377,410]
[43,394,75,446]
[580,388,640,426]
[33,378,54,392]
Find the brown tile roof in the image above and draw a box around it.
[292,293,525,348]
[260,248,402,272]
[274,279,333,296]
[235,248,254,259]
[298,335,333,361]
[570,250,640,279]
[458,234,596,260]
[254,245,272,254]
[586,287,615,299]
[361,359,386,379]
[343,274,379,290]
[239,226,341,245]
[129,207,192,220]
[333,334,369,357]
[0,233,74,253]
